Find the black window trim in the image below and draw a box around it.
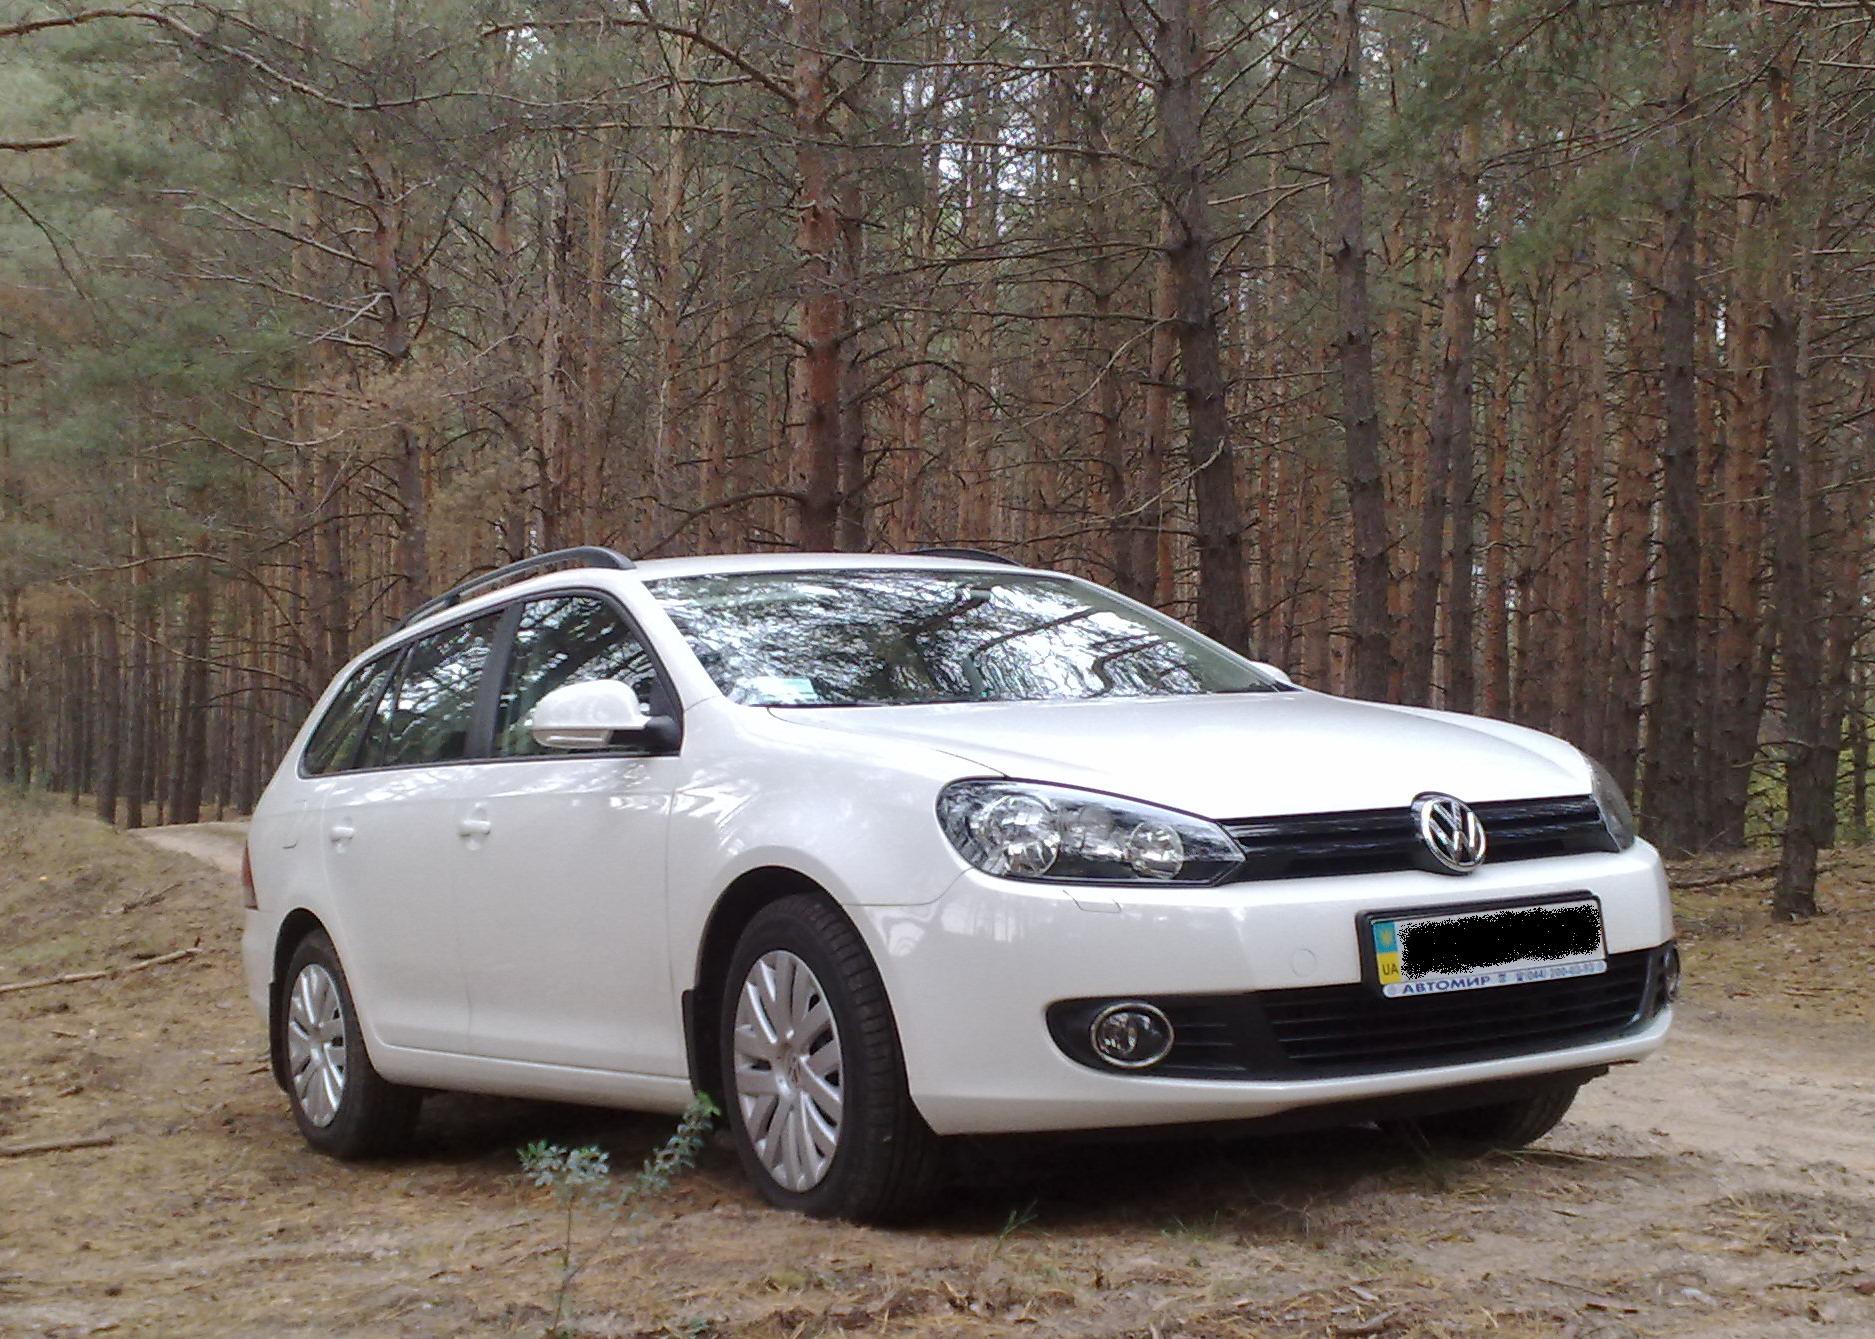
[295,584,683,778]
[484,586,685,764]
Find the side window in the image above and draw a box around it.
[302,654,396,775]
[494,595,667,757]
[359,613,503,769]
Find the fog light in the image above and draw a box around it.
[1089,1002,1174,1069]
[1661,944,1682,1004]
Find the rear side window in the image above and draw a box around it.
[493,595,666,757]
[360,613,503,769]
[302,654,396,775]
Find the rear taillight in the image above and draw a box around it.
[240,842,258,910]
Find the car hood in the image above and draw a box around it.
[771,691,1590,819]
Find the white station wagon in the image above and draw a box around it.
[242,548,1677,1219]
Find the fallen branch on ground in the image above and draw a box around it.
[1674,863,1780,890]
[0,1134,115,1158]
[0,946,200,996]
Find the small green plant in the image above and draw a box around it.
[993,1198,1040,1254]
[520,1093,718,1337]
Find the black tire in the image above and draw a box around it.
[1403,1079,1582,1154]
[718,894,942,1221]
[279,930,420,1159]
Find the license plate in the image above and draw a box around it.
[1369,898,1605,999]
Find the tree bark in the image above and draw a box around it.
[1328,0,1391,699]
[790,0,842,550]
[1154,0,1249,651]
[1142,238,1177,606]
[94,611,121,825]
[1643,0,1702,855]
[1481,281,1513,718]
[168,565,211,826]
[836,173,868,552]
[1709,94,1769,849]
[1411,4,1488,708]
[1765,44,1819,920]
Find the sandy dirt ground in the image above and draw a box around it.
[3,797,1873,1338]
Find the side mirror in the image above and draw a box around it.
[530,680,676,751]
[1249,661,1296,688]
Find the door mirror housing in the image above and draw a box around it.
[529,680,676,752]
[1249,661,1296,688]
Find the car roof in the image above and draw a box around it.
[384,551,1041,646]
[627,551,1031,579]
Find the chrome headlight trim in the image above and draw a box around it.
[936,779,1244,885]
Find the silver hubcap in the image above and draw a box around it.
[286,963,347,1128]
[733,950,844,1192]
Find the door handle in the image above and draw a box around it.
[327,821,355,844]
[457,816,493,838]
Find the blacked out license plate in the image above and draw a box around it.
[1369,898,1606,998]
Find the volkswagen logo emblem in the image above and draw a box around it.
[1412,793,1487,873]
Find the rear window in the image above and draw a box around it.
[302,654,396,775]
[358,613,504,768]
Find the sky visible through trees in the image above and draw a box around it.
[0,0,1869,916]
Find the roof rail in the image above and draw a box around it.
[395,546,634,630]
[908,546,1025,568]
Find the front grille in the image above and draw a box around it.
[1220,795,1615,882]
[1048,946,1670,1081]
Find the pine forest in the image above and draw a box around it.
[1,0,1870,915]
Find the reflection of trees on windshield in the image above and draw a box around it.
[648,572,1274,706]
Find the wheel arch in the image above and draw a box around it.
[268,907,329,1092]
[685,866,846,1104]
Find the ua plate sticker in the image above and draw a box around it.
[1371,900,1607,998]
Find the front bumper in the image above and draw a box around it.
[856,841,1674,1135]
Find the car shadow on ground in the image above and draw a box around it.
[402,1090,1439,1230]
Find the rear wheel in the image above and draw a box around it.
[719,895,940,1221]
[280,931,420,1158]
[1402,1080,1582,1153]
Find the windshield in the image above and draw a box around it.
[644,569,1281,707]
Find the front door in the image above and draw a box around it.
[451,593,684,1075]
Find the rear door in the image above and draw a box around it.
[452,592,685,1075]
[318,611,505,1054]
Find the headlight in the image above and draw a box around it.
[937,780,1243,884]
[1588,757,1637,850]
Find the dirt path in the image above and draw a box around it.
[1578,1000,1875,1179]
[127,821,247,877]
[5,804,1873,1338]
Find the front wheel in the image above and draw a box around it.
[280,931,420,1158]
[1400,1079,1582,1154]
[719,895,940,1221]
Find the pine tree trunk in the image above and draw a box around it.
[836,175,868,552]
[1710,94,1769,849]
[1644,0,1702,856]
[1481,282,1513,717]
[1155,0,1249,651]
[1766,48,1819,920]
[789,0,842,550]
[1329,0,1391,699]
[170,568,212,827]
[1413,15,1487,709]
[1851,653,1870,843]
[1142,242,1177,606]
[95,612,121,824]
